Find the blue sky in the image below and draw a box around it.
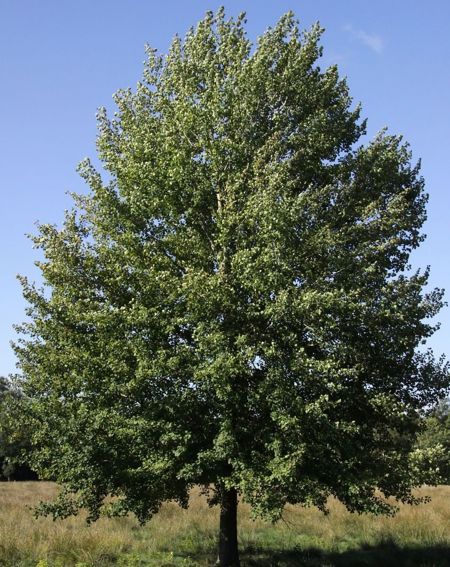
[1,0,449,376]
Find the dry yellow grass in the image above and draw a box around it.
[0,482,449,566]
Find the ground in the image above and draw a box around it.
[0,483,449,566]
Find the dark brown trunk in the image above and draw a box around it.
[217,487,240,566]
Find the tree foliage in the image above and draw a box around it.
[14,9,449,562]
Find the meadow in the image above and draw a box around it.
[0,482,449,566]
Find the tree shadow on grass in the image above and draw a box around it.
[239,541,450,566]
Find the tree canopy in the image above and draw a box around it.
[14,9,449,565]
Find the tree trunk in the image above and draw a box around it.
[217,487,240,566]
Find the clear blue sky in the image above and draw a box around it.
[1,0,449,376]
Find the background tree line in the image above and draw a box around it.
[0,376,37,481]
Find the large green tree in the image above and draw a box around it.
[15,10,449,565]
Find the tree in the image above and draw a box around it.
[14,10,449,565]
[0,377,38,481]
[417,399,450,483]
[0,377,12,477]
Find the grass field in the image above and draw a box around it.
[0,482,449,566]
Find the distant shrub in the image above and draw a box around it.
[417,399,450,484]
